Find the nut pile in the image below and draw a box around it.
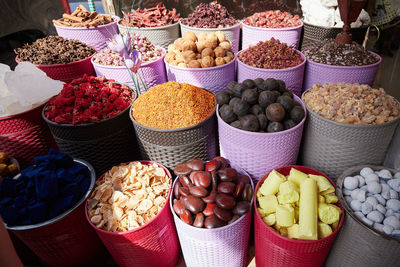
[87,161,170,232]
[44,75,133,125]
[303,39,379,66]
[15,36,95,65]
[172,157,253,228]
[243,10,301,28]
[257,168,341,240]
[183,1,237,28]
[217,78,305,132]
[238,38,304,69]
[303,83,399,125]
[53,5,113,27]
[165,31,234,68]
[120,2,181,27]
[0,152,19,182]
[343,167,400,238]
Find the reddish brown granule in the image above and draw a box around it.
[132,81,216,129]
[243,10,301,28]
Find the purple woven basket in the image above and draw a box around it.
[165,58,235,94]
[170,174,253,267]
[54,16,120,51]
[303,52,381,91]
[241,21,303,50]
[237,52,306,97]
[217,95,307,183]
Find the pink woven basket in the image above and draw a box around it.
[237,52,306,97]
[170,174,253,267]
[217,95,306,183]
[241,21,303,50]
[54,16,120,51]
[85,161,180,267]
[254,166,344,267]
[165,58,235,94]
[303,52,381,91]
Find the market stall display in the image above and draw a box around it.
[0,152,19,182]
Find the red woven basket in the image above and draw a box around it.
[254,166,345,267]
[85,161,180,267]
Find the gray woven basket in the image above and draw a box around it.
[325,165,400,267]
[299,91,400,181]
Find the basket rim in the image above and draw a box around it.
[304,51,382,69]
[0,101,48,121]
[241,19,303,31]
[84,160,173,236]
[303,21,369,30]
[15,54,95,68]
[179,21,241,31]
[164,54,236,72]
[5,159,96,230]
[217,94,307,136]
[301,88,400,129]
[53,15,120,30]
[253,165,345,244]
[336,165,400,243]
[118,20,180,30]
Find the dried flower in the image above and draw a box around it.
[183,1,237,28]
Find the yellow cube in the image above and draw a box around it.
[277,181,299,204]
[318,222,333,239]
[259,170,286,196]
[318,195,325,203]
[331,220,339,231]
[288,168,308,187]
[323,192,338,204]
[288,224,300,239]
[309,174,334,193]
[263,213,276,226]
[318,203,340,224]
[258,195,278,214]
[276,204,295,227]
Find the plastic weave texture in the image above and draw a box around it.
[241,21,303,50]
[170,175,253,267]
[254,166,344,267]
[0,103,57,169]
[118,22,180,49]
[325,165,400,267]
[86,161,180,267]
[218,95,306,183]
[54,16,120,51]
[43,105,140,176]
[299,97,400,181]
[130,108,218,169]
[180,22,241,53]
[301,22,368,50]
[165,58,235,94]
[237,53,306,97]
[303,52,381,91]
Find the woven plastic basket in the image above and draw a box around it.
[241,21,303,50]
[170,171,253,267]
[254,165,344,267]
[118,22,180,49]
[54,16,120,51]
[85,161,179,267]
[180,22,241,53]
[299,91,400,181]
[218,95,306,183]
[325,165,400,267]
[237,51,306,97]
[165,58,235,94]
[0,103,57,169]
[303,52,381,91]
[7,159,107,267]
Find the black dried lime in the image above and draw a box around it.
[277,95,294,113]
[251,104,263,115]
[216,91,231,106]
[264,78,279,91]
[290,106,305,123]
[257,114,268,131]
[242,79,255,89]
[282,90,293,98]
[232,83,246,97]
[267,121,284,132]
[276,80,286,92]
[230,120,242,129]
[283,119,297,130]
[240,114,260,132]
[219,104,237,123]
[242,89,259,105]
[227,81,238,91]
[266,103,286,122]
[229,97,241,108]
[233,100,250,116]
[259,91,278,108]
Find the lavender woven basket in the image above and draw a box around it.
[303,52,381,91]
[165,58,235,94]
[241,21,303,50]
[54,16,120,51]
[237,51,306,97]
[180,22,241,53]
[170,173,253,267]
[217,95,307,183]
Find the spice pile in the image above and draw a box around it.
[15,36,95,65]
[257,168,341,240]
[183,1,237,28]
[172,157,252,228]
[217,78,305,132]
[132,81,215,129]
[243,10,301,28]
[0,152,19,182]
[303,83,399,125]
[44,75,133,125]
[53,5,113,27]
[166,31,234,68]
[238,38,303,69]
[0,150,91,226]
[343,167,400,238]
[120,2,181,28]
[303,39,379,66]
[87,161,170,232]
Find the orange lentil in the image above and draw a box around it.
[132,81,216,129]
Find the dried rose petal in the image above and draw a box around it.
[243,10,301,28]
[183,1,237,28]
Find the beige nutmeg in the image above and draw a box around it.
[183,31,197,42]
[165,52,176,63]
[196,41,206,53]
[197,32,207,42]
[219,41,232,50]
[182,40,197,52]
[173,38,185,51]
[175,53,185,63]
[188,60,201,68]
[201,56,215,68]
[167,44,176,53]
[214,47,226,58]
[215,57,225,66]
[215,31,226,43]
[226,51,234,59]
[223,56,232,63]
[178,62,187,68]
[201,47,215,58]
[182,50,197,64]
[170,60,178,66]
